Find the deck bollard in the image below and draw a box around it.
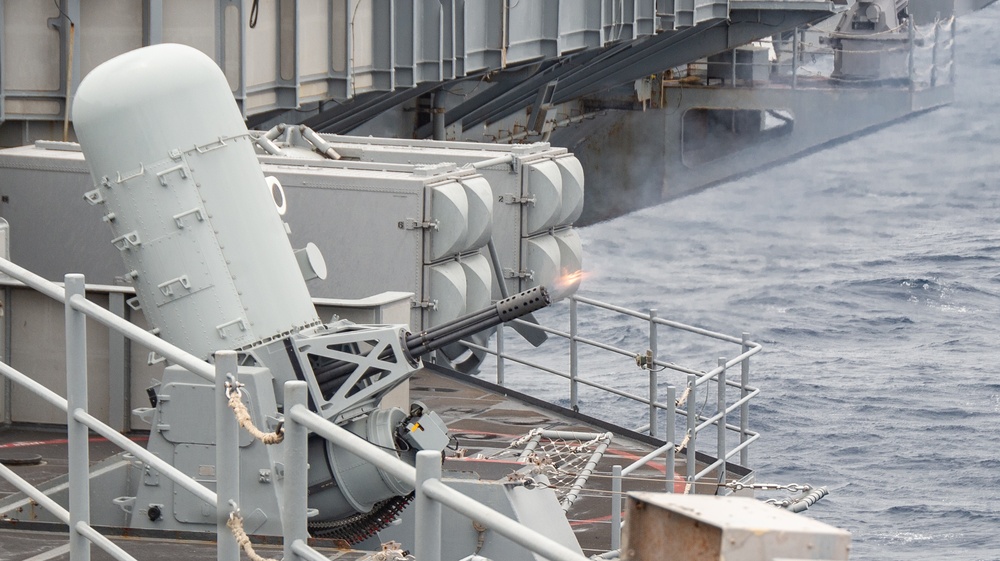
[65,274,91,561]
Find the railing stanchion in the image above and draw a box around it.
[648,308,658,438]
[415,450,443,561]
[284,381,310,561]
[949,18,956,85]
[741,333,750,466]
[931,20,940,87]
[570,298,579,412]
[908,22,916,95]
[717,357,727,486]
[611,465,623,551]
[686,374,697,490]
[666,385,676,493]
[792,27,799,90]
[65,274,91,561]
[496,322,505,386]
[216,351,240,561]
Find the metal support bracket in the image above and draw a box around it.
[216,318,249,339]
[499,194,536,205]
[412,299,439,311]
[111,231,142,251]
[83,189,105,205]
[399,218,440,230]
[503,268,534,280]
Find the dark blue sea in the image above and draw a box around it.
[508,6,1000,560]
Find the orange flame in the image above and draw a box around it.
[551,269,589,300]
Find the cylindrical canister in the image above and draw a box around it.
[73,44,320,359]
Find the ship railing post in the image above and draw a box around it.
[415,450,443,561]
[496,322,505,386]
[611,465,623,551]
[648,309,658,438]
[908,22,916,95]
[791,27,798,90]
[216,351,240,561]
[686,374,697,491]
[740,333,750,467]
[65,274,91,561]
[949,17,956,85]
[666,385,676,493]
[717,357,727,486]
[931,20,940,87]
[283,381,310,561]
[731,48,737,86]
[569,298,578,411]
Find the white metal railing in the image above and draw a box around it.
[672,17,956,91]
[462,293,763,550]
[0,258,590,561]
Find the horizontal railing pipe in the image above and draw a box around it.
[621,441,677,477]
[294,405,590,561]
[0,461,72,523]
[292,540,334,561]
[0,361,69,411]
[72,409,217,507]
[68,294,214,382]
[290,405,416,484]
[75,521,138,561]
[421,478,590,561]
[0,259,214,382]
[0,257,68,302]
[468,154,515,169]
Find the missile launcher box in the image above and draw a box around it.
[0,136,583,336]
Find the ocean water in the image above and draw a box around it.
[521,6,1000,561]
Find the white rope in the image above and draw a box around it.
[674,433,691,453]
[674,386,691,408]
[226,382,284,444]
[227,512,279,561]
[507,428,542,449]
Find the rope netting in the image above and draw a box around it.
[486,429,613,511]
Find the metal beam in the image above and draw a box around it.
[550,8,834,105]
[143,0,163,45]
[547,23,721,106]
[305,82,440,134]
[444,51,611,133]
[412,63,551,138]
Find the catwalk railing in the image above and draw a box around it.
[673,16,957,90]
[462,293,763,549]
[0,258,590,561]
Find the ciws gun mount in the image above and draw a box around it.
[70,43,557,544]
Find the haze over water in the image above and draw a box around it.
[549,6,999,560]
